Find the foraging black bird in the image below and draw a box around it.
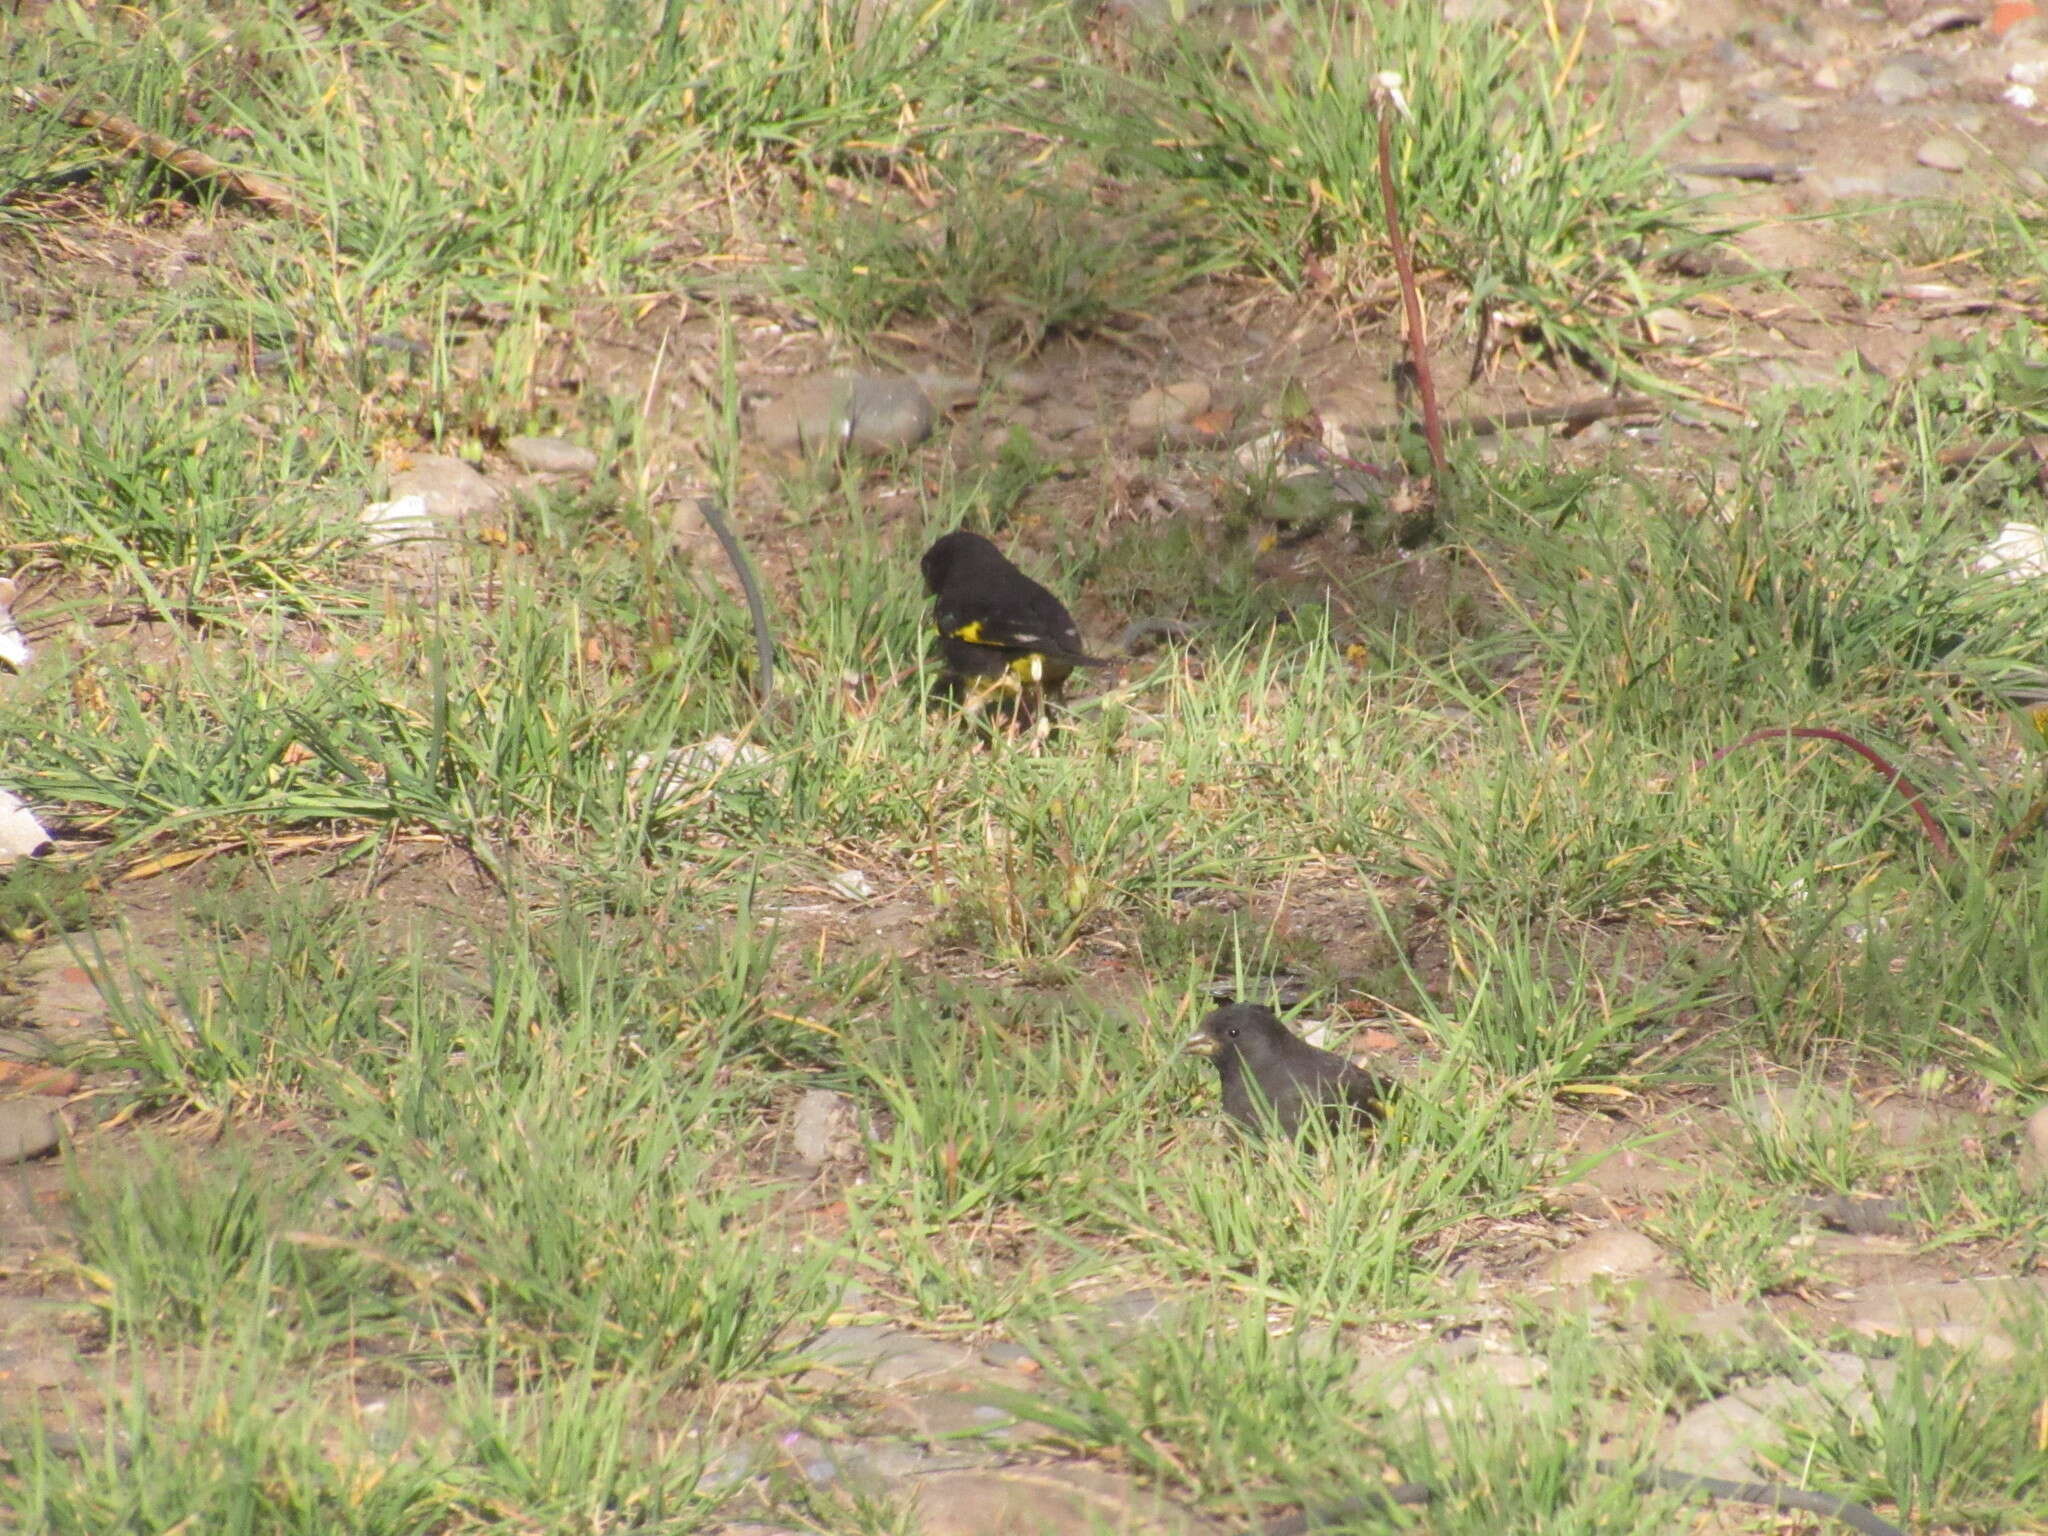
[919,530,1107,712]
[1185,1003,1387,1138]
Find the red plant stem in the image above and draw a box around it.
[1704,726,1952,862]
[1375,105,1448,488]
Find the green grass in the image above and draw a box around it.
[4,1,2047,1532]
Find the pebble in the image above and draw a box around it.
[1915,135,1969,170]
[1543,1228,1669,1285]
[1749,96,1807,132]
[1814,172,1888,200]
[1126,380,1212,432]
[0,1102,60,1165]
[2020,1103,2048,1189]
[1888,167,1952,197]
[505,435,598,476]
[1869,61,1934,102]
[753,373,935,454]
[1644,306,1699,343]
[384,453,502,522]
[0,328,31,426]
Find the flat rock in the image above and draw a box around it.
[0,1101,60,1165]
[384,453,502,521]
[17,928,171,1036]
[881,1385,1058,1445]
[1661,1353,1889,1482]
[1542,1228,1669,1286]
[697,1432,971,1499]
[907,1465,1220,1535]
[505,435,598,475]
[753,373,934,454]
[800,1324,977,1388]
[1870,61,1934,102]
[1843,1276,2048,1358]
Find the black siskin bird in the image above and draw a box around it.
[1185,1002,1387,1138]
[919,530,1108,713]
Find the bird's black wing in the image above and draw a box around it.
[934,589,1106,666]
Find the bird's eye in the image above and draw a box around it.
[1226,1027,1238,1038]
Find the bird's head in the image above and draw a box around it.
[919,529,1001,594]
[1186,1002,1288,1065]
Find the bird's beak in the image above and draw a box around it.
[1184,1032,1219,1057]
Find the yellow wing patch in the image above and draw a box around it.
[951,620,986,643]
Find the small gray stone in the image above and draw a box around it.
[505,435,598,476]
[790,1088,867,1166]
[1870,62,1934,103]
[1815,172,1889,200]
[1749,96,1807,132]
[1543,1228,1669,1286]
[801,1325,976,1388]
[753,373,934,454]
[385,454,502,522]
[0,329,35,425]
[1888,167,1952,197]
[0,1102,60,1165]
[1915,135,1969,170]
[2021,1104,2048,1190]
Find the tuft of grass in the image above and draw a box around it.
[1781,1325,2048,1533]
[1061,0,1702,374]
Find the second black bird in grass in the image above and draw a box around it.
[919,530,1108,714]
[1186,1002,1387,1138]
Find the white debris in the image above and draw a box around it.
[625,736,772,809]
[0,789,51,863]
[359,493,437,547]
[2004,84,2039,110]
[825,868,876,902]
[1974,521,2048,583]
[1233,419,1355,479]
[0,578,28,672]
